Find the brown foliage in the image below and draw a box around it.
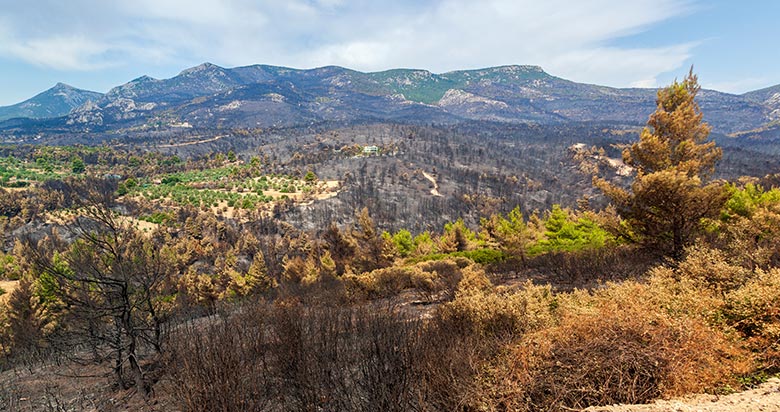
[595,71,727,259]
[480,290,750,411]
[724,268,780,369]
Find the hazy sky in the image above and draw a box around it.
[0,0,777,105]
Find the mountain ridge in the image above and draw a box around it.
[0,63,777,138]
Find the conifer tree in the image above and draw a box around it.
[351,208,395,273]
[595,70,728,259]
[5,279,48,357]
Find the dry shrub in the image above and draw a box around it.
[480,296,750,411]
[526,245,657,289]
[166,300,478,411]
[438,280,558,339]
[416,257,470,299]
[675,245,752,293]
[456,263,493,293]
[472,278,752,412]
[345,266,418,298]
[724,268,780,369]
[346,257,473,301]
[166,303,272,412]
[645,247,780,371]
[719,205,780,270]
[637,269,726,322]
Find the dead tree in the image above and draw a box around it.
[31,182,172,396]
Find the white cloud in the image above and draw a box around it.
[308,41,393,69]
[0,0,699,88]
[631,78,658,88]
[545,43,696,88]
[0,34,115,70]
[312,0,346,9]
[704,77,770,94]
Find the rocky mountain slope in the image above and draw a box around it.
[0,83,102,122]
[0,63,777,139]
[743,84,780,123]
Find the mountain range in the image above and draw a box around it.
[1,63,779,139]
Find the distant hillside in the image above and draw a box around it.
[0,83,103,122]
[743,84,780,103]
[742,84,780,122]
[0,63,777,139]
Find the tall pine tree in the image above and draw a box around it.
[595,70,728,260]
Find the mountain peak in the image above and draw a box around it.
[0,83,103,122]
[53,82,76,90]
[3,62,774,135]
[179,62,224,76]
[131,75,157,83]
[743,83,780,106]
[444,64,548,76]
[496,64,545,73]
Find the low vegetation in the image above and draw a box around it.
[0,73,779,411]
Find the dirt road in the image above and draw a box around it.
[586,378,780,412]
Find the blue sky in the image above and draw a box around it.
[0,0,777,105]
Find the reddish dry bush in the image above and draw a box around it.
[479,295,751,411]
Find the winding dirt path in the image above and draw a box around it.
[421,171,443,197]
[157,134,229,148]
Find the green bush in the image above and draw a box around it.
[528,205,614,255]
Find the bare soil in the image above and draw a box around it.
[586,378,780,412]
[156,134,228,148]
[0,280,19,304]
[421,171,442,197]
